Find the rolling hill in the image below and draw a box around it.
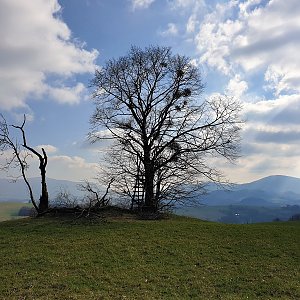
[176,175,300,223]
[0,216,299,299]
[199,175,300,206]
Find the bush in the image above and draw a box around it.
[18,206,34,217]
[51,189,79,208]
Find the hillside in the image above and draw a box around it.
[0,216,299,299]
[199,175,300,206]
[177,204,300,223]
[241,175,300,194]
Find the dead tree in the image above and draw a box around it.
[0,114,48,213]
[90,46,242,212]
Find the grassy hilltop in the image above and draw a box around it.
[0,214,299,299]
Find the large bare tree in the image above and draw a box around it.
[90,46,242,212]
[0,114,49,213]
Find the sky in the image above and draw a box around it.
[0,0,300,184]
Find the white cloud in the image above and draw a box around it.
[131,0,155,10]
[243,94,300,127]
[186,14,199,33]
[264,64,300,96]
[238,0,262,17]
[47,83,86,105]
[226,74,248,99]
[0,145,99,182]
[36,145,58,154]
[0,0,98,111]
[168,0,206,35]
[159,23,179,37]
[48,155,99,181]
[169,0,205,11]
[200,92,300,183]
[228,92,300,181]
[194,0,300,95]
[196,17,243,74]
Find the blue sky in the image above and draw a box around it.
[1,0,300,183]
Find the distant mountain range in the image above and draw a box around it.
[0,177,82,202]
[1,175,300,207]
[199,175,300,206]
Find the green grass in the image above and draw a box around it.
[0,202,32,222]
[0,215,299,299]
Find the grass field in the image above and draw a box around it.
[0,215,299,299]
[0,202,32,222]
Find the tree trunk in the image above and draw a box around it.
[143,150,156,212]
[38,163,48,212]
[155,171,161,205]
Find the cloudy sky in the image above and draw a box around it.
[1,0,300,183]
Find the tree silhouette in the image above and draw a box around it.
[0,114,48,213]
[90,46,242,212]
